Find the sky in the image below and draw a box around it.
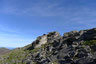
[0,0,96,48]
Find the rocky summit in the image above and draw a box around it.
[1,28,96,64]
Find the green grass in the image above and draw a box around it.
[53,62,58,64]
[73,56,78,60]
[52,60,58,64]
[83,40,96,46]
[30,47,40,53]
[0,48,29,64]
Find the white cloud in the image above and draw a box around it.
[0,0,66,16]
[0,0,96,28]
[0,0,95,18]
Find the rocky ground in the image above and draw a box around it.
[1,28,96,64]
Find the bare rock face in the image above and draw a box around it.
[28,32,61,49]
[80,28,96,40]
[35,35,47,48]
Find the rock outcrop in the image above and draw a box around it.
[1,28,96,64]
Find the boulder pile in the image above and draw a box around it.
[1,28,96,64]
[24,28,96,64]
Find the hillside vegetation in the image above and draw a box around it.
[0,47,10,55]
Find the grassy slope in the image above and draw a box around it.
[0,47,11,55]
[0,48,30,64]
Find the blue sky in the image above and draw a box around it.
[0,0,96,48]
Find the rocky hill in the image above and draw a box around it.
[0,47,10,55]
[1,28,96,64]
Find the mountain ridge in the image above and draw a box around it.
[1,28,96,64]
[0,47,10,56]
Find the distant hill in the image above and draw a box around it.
[0,47,11,55]
[1,28,96,64]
